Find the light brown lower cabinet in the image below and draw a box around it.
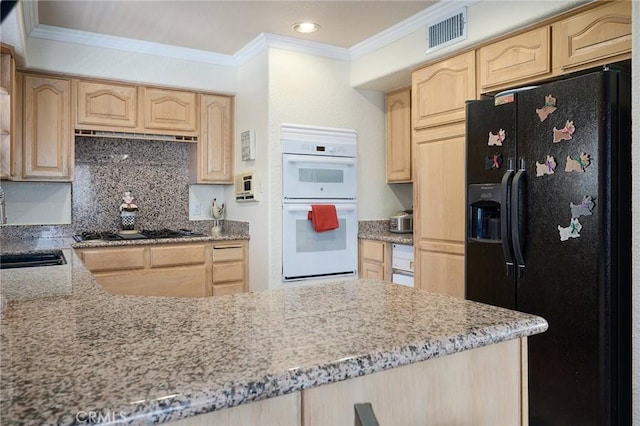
[170,337,528,426]
[76,240,248,297]
[211,241,248,295]
[358,239,390,281]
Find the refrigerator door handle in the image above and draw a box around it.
[511,161,527,279]
[500,165,515,276]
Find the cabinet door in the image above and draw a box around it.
[22,74,73,180]
[552,1,631,73]
[142,87,197,134]
[302,338,524,425]
[385,88,411,182]
[197,94,233,183]
[75,80,138,130]
[97,266,208,298]
[360,261,386,281]
[413,123,465,296]
[478,27,551,94]
[0,49,15,179]
[412,51,475,130]
[415,243,464,297]
[359,239,388,280]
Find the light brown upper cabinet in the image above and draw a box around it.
[412,51,475,130]
[75,80,198,137]
[19,73,73,181]
[74,80,138,131]
[191,94,233,183]
[385,88,411,183]
[0,44,16,179]
[478,27,551,94]
[141,87,198,135]
[552,1,631,74]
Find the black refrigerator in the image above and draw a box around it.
[465,69,631,426]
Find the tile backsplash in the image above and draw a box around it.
[74,136,193,232]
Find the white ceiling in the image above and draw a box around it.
[36,1,437,57]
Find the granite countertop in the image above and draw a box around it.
[70,232,249,249]
[0,243,547,425]
[358,229,414,245]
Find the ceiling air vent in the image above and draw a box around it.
[426,7,467,53]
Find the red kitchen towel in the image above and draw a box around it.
[307,204,339,232]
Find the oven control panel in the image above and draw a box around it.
[282,140,357,158]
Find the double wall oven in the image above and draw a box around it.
[281,124,358,282]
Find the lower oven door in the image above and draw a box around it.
[282,201,357,281]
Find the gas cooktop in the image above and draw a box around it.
[72,229,204,242]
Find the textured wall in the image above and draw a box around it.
[73,137,192,232]
[233,51,270,292]
[267,48,406,288]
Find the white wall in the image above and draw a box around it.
[24,37,237,94]
[0,182,71,225]
[266,48,408,287]
[631,2,639,423]
[351,1,586,90]
[231,51,271,292]
[188,185,225,221]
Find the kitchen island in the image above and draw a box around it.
[0,241,547,425]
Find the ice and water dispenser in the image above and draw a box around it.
[468,183,502,241]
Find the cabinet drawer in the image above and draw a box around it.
[212,261,244,284]
[149,244,205,268]
[211,282,245,296]
[81,247,145,272]
[360,240,385,264]
[212,244,244,262]
[98,266,208,298]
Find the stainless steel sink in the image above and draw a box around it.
[0,250,67,269]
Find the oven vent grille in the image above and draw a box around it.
[426,7,467,53]
[74,129,197,143]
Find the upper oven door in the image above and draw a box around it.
[282,154,357,200]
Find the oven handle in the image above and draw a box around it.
[284,157,356,165]
[284,205,356,212]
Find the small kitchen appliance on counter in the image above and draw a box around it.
[389,211,413,234]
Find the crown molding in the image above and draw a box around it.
[235,33,353,66]
[28,24,238,67]
[258,33,351,62]
[234,33,270,65]
[21,0,39,36]
[22,0,474,67]
[349,0,479,59]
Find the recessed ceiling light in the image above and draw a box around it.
[292,22,320,34]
